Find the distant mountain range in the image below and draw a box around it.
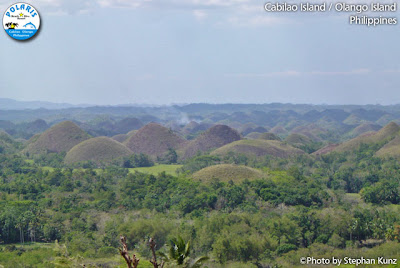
[0,98,90,110]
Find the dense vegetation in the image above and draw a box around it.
[1,103,400,267]
[0,140,399,267]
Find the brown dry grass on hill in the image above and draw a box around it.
[245,132,263,140]
[259,132,281,141]
[375,136,400,158]
[125,123,186,158]
[333,122,400,153]
[211,139,304,158]
[23,121,91,155]
[312,144,340,155]
[349,123,382,138]
[65,136,132,164]
[285,133,312,146]
[183,125,241,159]
[0,131,16,152]
[112,134,129,143]
[192,164,264,183]
[270,125,288,136]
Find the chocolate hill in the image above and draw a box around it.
[125,123,186,158]
[65,137,132,164]
[23,121,90,155]
[183,125,241,159]
[211,139,304,158]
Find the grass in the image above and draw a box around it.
[23,121,91,155]
[0,242,54,250]
[347,122,381,138]
[23,161,181,176]
[334,122,400,153]
[0,242,55,268]
[376,136,400,158]
[129,164,183,176]
[343,193,363,205]
[285,133,312,145]
[183,125,241,159]
[192,164,264,183]
[125,123,186,158]
[65,137,132,164]
[40,164,183,176]
[41,166,56,172]
[211,139,304,158]
[25,159,34,164]
[0,242,155,268]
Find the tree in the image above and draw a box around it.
[160,148,178,164]
[159,236,208,267]
[123,153,154,168]
[119,236,164,268]
[119,236,140,268]
[361,180,400,205]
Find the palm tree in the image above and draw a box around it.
[159,236,208,268]
[15,216,25,244]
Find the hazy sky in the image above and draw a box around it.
[0,0,399,105]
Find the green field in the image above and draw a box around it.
[128,164,183,175]
[23,160,182,176]
[0,242,153,268]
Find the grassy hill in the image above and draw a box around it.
[114,117,143,134]
[245,132,263,140]
[23,121,90,155]
[285,133,312,147]
[0,131,18,153]
[211,139,304,158]
[375,136,400,158]
[332,122,400,153]
[376,114,398,126]
[343,114,364,125]
[239,123,268,136]
[183,125,241,159]
[289,124,328,142]
[112,134,129,143]
[25,133,41,145]
[270,125,288,136]
[24,119,49,134]
[192,164,264,183]
[0,130,14,144]
[312,144,340,155]
[259,132,281,141]
[65,137,132,164]
[125,123,186,158]
[126,130,138,137]
[346,123,382,138]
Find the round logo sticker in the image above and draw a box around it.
[3,2,41,41]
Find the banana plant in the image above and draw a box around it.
[158,236,208,268]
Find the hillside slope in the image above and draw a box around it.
[211,139,304,158]
[65,137,132,164]
[183,125,241,159]
[375,136,400,158]
[193,164,264,183]
[23,121,90,155]
[332,122,400,153]
[125,123,186,158]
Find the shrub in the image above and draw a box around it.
[276,244,297,255]
[98,246,118,257]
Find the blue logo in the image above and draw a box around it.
[3,2,41,41]
[23,22,36,29]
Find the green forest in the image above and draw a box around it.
[1,147,400,267]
